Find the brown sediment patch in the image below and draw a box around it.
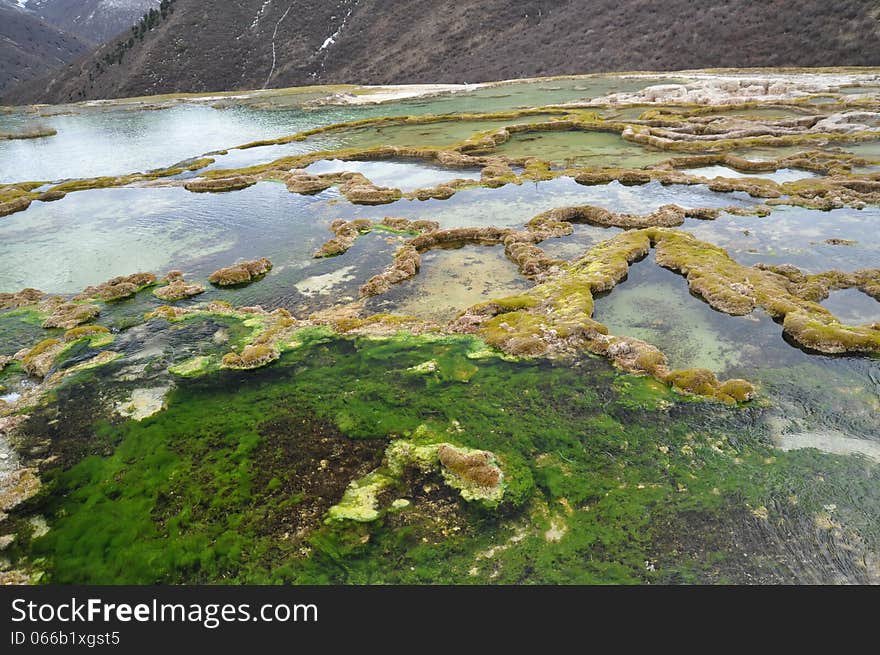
[240,411,387,544]
[438,444,502,489]
[208,258,272,286]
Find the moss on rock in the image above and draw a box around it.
[76,273,156,302]
[208,258,273,287]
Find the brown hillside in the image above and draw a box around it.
[5,0,880,104]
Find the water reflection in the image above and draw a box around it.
[304,159,481,191]
[683,205,880,271]
[820,288,880,325]
[683,165,818,183]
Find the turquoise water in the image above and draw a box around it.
[0,77,682,184]
[0,177,757,298]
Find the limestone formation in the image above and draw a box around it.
[208,258,273,286]
[76,273,157,302]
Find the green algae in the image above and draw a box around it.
[0,308,53,355]
[5,335,878,584]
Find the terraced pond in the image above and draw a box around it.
[1,70,879,585]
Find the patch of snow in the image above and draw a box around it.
[262,1,294,89]
[318,1,356,53]
[331,83,482,105]
[251,0,271,29]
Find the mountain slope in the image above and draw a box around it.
[26,0,162,44]
[0,1,92,94]
[6,0,880,104]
